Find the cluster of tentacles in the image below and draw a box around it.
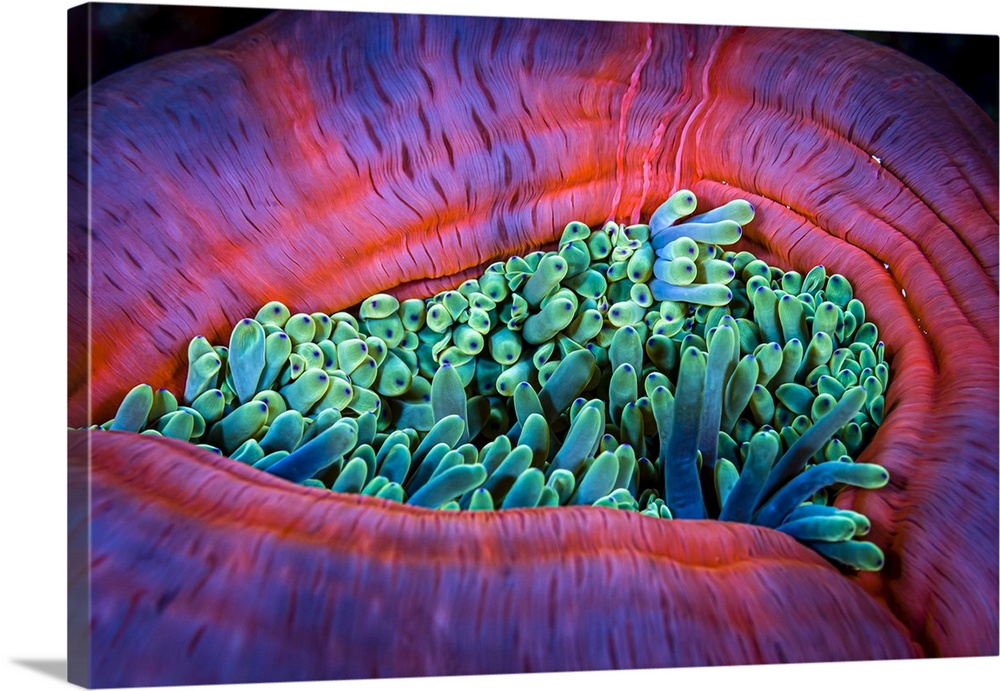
[90,190,891,570]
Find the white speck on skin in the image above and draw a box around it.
[872,154,882,165]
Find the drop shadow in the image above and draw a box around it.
[11,659,67,682]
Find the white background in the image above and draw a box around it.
[2,1,997,689]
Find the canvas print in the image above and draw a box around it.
[67,3,999,688]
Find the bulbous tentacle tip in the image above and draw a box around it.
[651,280,733,306]
[654,256,698,285]
[108,383,154,433]
[559,220,592,248]
[255,301,291,329]
[500,467,546,509]
[157,408,196,441]
[284,313,317,346]
[228,318,267,404]
[650,189,698,231]
[359,293,400,320]
[689,199,756,227]
[803,539,886,571]
[468,486,495,510]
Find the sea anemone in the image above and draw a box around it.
[67,10,998,687]
[88,188,895,571]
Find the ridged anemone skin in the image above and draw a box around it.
[67,11,998,687]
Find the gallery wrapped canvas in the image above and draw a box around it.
[67,3,998,688]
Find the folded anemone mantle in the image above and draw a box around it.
[67,11,998,687]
